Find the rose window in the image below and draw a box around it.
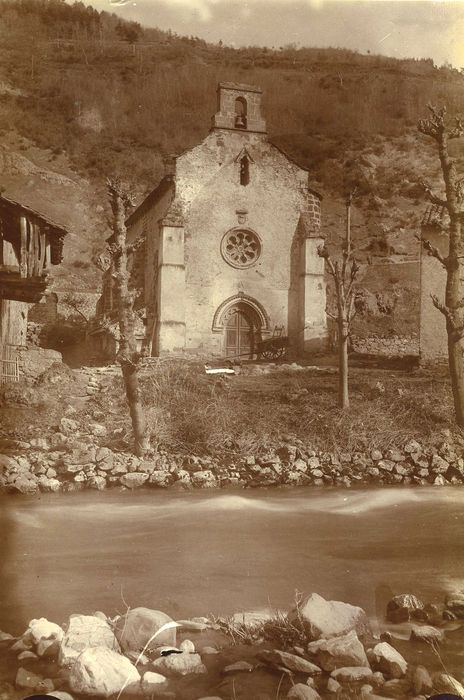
[221,229,261,268]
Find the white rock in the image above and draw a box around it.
[410,625,444,644]
[287,684,321,700]
[327,678,341,694]
[18,650,38,660]
[69,647,140,697]
[307,630,369,671]
[152,651,207,676]
[371,642,407,679]
[257,649,321,675]
[16,667,44,690]
[141,671,169,694]
[114,607,177,652]
[59,614,120,666]
[27,617,64,644]
[0,630,14,642]
[179,639,195,653]
[331,667,374,683]
[288,593,370,640]
[432,673,464,696]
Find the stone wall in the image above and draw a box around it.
[420,224,449,361]
[351,335,419,357]
[16,346,62,380]
[1,433,462,495]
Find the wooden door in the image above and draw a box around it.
[224,307,253,358]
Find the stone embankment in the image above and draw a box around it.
[1,591,463,700]
[1,422,464,494]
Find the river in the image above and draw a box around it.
[0,486,463,636]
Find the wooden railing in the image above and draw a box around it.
[0,344,20,383]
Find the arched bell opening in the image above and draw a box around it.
[234,97,247,129]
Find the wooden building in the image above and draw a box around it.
[0,194,67,348]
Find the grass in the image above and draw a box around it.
[86,358,458,455]
[0,357,459,456]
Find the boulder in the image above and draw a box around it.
[444,590,464,618]
[175,618,208,631]
[141,671,169,694]
[330,667,374,683]
[69,647,140,697]
[223,661,253,673]
[288,593,370,640]
[432,673,464,696]
[287,684,321,700]
[18,650,38,660]
[386,594,424,623]
[152,651,207,676]
[120,473,149,489]
[257,650,321,675]
[382,678,412,698]
[412,666,433,695]
[410,625,444,644]
[149,470,172,487]
[15,668,45,691]
[307,630,368,671]
[12,476,38,494]
[60,418,79,435]
[59,614,120,666]
[179,639,195,653]
[370,643,407,678]
[114,608,176,652]
[25,617,64,645]
[192,470,218,488]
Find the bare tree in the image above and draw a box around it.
[418,105,464,425]
[106,178,149,456]
[318,191,360,409]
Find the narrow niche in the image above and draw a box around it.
[240,155,250,186]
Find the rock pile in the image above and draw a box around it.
[1,435,464,494]
[0,591,462,700]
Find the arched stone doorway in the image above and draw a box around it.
[212,294,270,359]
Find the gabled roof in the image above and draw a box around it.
[125,176,175,227]
[0,193,68,236]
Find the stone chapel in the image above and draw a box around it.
[116,82,328,359]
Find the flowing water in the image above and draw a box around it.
[0,486,463,635]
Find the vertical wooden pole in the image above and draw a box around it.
[19,216,28,278]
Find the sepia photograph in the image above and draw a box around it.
[0,0,463,698]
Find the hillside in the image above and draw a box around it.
[1,0,464,333]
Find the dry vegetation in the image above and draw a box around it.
[80,361,455,455]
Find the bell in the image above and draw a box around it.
[235,114,245,128]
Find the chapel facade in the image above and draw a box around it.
[119,82,328,359]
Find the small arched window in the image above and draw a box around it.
[235,97,247,129]
[240,155,250,186]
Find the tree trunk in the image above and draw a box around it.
[448,334,464,426]
[446,225,464,426]
[109,182,149,457]
[338,322,349,410]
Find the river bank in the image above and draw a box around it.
[0,589,463,700]
[1,431,464,494]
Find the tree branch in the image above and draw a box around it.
[431,294,455,327]
[420,179,448,208]
[449,116,464,140]
[416,234,448,269]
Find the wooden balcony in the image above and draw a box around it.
[0,194,67,303]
